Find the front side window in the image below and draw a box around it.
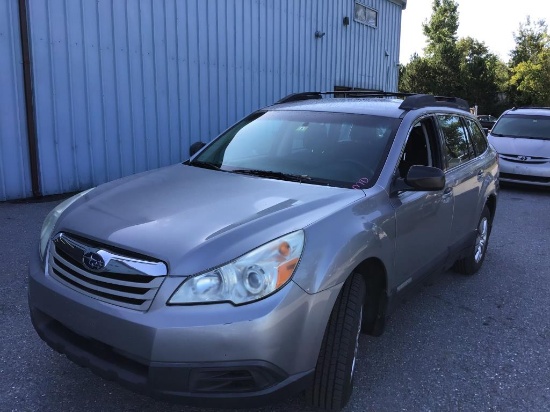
[491,114,550,140]
[398,117,441,178]
[437,115,475,169]
[192,110,401,189]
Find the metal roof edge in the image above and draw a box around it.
[388,0,407,9]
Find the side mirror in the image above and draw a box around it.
[393,165,445,193]
[405,165,445,191]
[190,141,206,156]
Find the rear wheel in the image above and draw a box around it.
[306,273,366,411]
[454,205,491,275]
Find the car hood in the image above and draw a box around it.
[56,164,364,276]
[489,135,550,157]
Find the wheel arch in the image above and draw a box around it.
[485,194,497,224]
[353,257,388,336]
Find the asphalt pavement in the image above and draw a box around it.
[1,185,549,412]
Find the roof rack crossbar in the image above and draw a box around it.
[276,91,470,112]
[399,94,469,112]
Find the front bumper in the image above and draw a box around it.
[498,157,550,186]
[28,252,338,407]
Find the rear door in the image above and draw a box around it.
[437,114,484,254]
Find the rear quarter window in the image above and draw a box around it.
[437,114,475,169]
[465,118,488,155]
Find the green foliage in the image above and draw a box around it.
[510,18,548,67]
[399,54,436,94]
[422,0,459,57]
[400,1,461,95]
[507,18,550,107]
[399,3,550,114]
[509,49,550,106]
[456,38,504,114]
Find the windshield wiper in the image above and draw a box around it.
[231,169,315,183]
[189,160,222,171]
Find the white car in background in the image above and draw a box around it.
[488,107,550,186]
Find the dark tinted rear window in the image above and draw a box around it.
[465,118,488,155]
[437,115,475,169]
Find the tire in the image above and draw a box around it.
[306,273,366,411]
[454,205,492,275]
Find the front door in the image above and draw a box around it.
[392,116,454,292]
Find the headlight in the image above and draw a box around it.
[169,231,305,305]
[39,189,94,264]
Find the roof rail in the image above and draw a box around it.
[275,92,323,104]
[275,90,414,104]
[275,91,470,111]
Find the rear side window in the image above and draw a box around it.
[464,118,488,155]
[437,115,475,169]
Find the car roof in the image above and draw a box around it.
[505,107,550,116]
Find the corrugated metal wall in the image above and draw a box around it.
[3,0,403,199]
[0,0,32,201]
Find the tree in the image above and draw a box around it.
[508,18,550,106]
[399,54,436,93]
[399,0,509,114]
[509,48,550,106]
[399,0,462,96]
[456,37,505,114]
[422,0,459,56]
[510,17,549,67]
[421,0,462,97]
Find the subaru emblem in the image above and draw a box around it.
[82,251,105,271]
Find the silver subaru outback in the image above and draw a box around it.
[29,92,499,411]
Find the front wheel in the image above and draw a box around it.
[454,205,492,275]
[305,273,366,411]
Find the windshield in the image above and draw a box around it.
[491,114,550,140]
[191,110,400,188]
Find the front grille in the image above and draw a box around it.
[500,172,550,184]
[190,369,258,393]
[500,154,549,164]
[48,233,167,311]
[189,366,285,393]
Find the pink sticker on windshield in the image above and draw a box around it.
[352,177,369,189]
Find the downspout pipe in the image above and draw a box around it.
[18,0,41,197]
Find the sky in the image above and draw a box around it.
[400,0,550,63]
